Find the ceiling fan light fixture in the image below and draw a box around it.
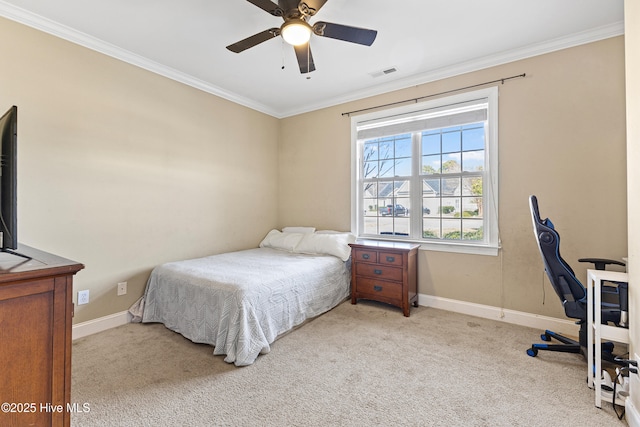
[281,20,312,46]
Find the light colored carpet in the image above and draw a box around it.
[71,301,625,426]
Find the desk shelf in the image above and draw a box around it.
[586,269,629,408]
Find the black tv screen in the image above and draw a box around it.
[0,105,17,250]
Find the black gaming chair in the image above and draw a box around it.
[527,195,628,359]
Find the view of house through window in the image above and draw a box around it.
[352,87,499,254]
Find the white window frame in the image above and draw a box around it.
[350,87,500,256]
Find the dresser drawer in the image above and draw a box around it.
[353,249,378,263]
[355,263,402,281]
[379,252,403,266]
[355,277,402,300]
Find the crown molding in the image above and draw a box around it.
[281,20,625,117]
[0,1,280,117]
[0,1,624,119]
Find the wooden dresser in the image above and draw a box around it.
[349,240,419,317]
[0,245,84,427]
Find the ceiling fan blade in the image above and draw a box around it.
[293,43,316,74]
[313,21,377,46]
[298,0,328,16]
[246,0,284,16]
[226,28,280,53]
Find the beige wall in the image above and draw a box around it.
[0,17,280,323]
[625,0,640,416]
[280,36,628,320]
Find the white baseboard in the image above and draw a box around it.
[627,398,640,427]
[418,293,579,337]
[626,359,640,427]
[72,310,131,340]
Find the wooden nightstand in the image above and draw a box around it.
[349,240,419,317]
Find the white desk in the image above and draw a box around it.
[586,269,629,408]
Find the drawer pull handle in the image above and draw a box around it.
[362,254,370,260]
[386,256,395,262]
[374,269,383,275]
[374,285,383,292]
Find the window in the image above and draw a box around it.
[351,87,499,255]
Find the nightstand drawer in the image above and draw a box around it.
[355,277,402,300]
[379,252,403,266]
[353,249,378,263]
[355,263,402,281]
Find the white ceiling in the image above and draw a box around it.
[0,0,624,118]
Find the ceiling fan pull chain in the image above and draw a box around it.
[307,42,311,79]
[281,39,285,70]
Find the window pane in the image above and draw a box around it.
[363,182,377,198]
[395,135,412,158]
[423,178,440,198]
[423,197,439,216]
[461,196,482,219]
[379,159,395,178]
[462,219,483,240]
[364,161,378,178]
[462,150,484,172]
[396,195,411,215]
[442,130,461,153]
[379,217,394,234]
[422,133,440,155]
[423,218,441,239]
[395,158,411,176]
[363,203,376,216]
[442,218,461,240]
[442,153,461,173]
[391,216,410,236]
[378,139,393,160]
[364,141,378,161]
[462,176,482,197]
[462,126,484,151]
[442,178,461,197]
[364,216,378,234]
[441,197,459,216]
[422,155,440,175]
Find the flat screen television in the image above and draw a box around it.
[0,105,18,251]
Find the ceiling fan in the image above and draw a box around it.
[226,0,378,74]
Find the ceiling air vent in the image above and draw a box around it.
[370,67,397,78]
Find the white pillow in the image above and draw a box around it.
[259,229,305,252]
[294,232,356,261]
[282,226,316,234]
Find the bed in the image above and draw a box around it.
[129,229,353,366]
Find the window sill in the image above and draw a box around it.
[356,236,500,256]
[418,241,500,256]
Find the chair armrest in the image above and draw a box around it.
[578,258,626,270]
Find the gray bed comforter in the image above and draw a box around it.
[130,247,350,366]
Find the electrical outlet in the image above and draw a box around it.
[78,290,89,305]
[117,281,127,296]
